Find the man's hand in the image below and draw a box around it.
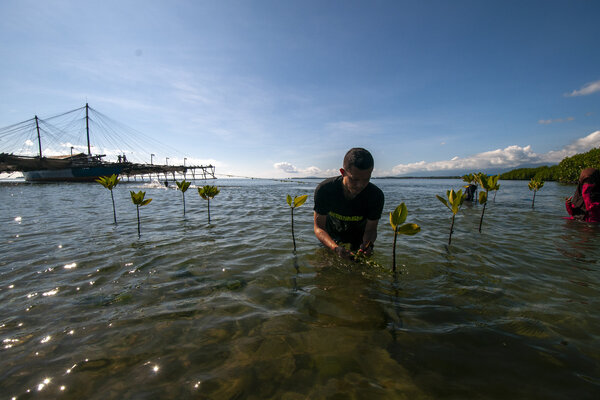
[358,241,374,257]
[334,246,354,260]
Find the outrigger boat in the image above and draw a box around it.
[0,153,124,182]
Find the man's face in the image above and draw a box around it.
[340,166,372,198]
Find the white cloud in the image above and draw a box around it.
[556,130,600,156]
[565,80,600,97]
[274,162,298,173]
[274,162,337,177]
[388,131,600,175]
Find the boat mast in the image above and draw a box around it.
[35,115,42,158]
[85,103,91,156]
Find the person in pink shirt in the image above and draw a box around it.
[565,168,600,222]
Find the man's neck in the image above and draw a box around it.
[342,184,357,200]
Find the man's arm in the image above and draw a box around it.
[313,212,353,259]
[360,218,379,255]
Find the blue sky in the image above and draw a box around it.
[1,0,599,178]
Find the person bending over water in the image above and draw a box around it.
[565,168,600,222]
[313,148,385,260]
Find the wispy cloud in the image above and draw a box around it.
[565,80,600,97]
[325,120,378,134]
[387,131,600,176]
[538,116,574,125]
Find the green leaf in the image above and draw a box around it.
[479,191,487,205]
[294,194,308,208]
[286,194,292,206]
[97,174,119,190]
[390,203,408,227]
[462,173,476,184]
[96,176,108,188]
[436,195,450,210]
[130,190,149,205]
[141,198,152,206]
[176,180,191,192]
[456,189,465,203]
[451,202,460,215]
[528,178,544,191]
[397,223,421,235]
[198,185,220,200]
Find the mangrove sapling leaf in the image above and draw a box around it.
[475,173,499,233]
[528,178,544,209]
[198,185,220,224]
[389,203,421,272]
[96,174,121,225]
[130,190,152,237]
[176,180,191,215]
[437,189,466,245]
[286,194,308,252]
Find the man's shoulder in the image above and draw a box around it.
[316,176,341,191]
[365,181,384,198]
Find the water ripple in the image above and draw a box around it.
[1,179,599,399]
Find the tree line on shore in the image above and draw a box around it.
[500,147,600,183]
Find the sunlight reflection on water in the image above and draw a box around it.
[0,179,598,399]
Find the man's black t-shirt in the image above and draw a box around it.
[313,176,385,248]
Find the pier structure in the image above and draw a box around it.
[0,104,217,183]
[120,163,216,183]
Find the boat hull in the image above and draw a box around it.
[23,165,123,182]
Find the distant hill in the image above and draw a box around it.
[385,164,554,179]
[499,165,558,181]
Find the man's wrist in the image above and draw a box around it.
[333,246,346,256]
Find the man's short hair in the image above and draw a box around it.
[343,148,374,170]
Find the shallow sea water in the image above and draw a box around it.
[0,178,599,399]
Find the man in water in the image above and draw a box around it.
[313,148,385,260]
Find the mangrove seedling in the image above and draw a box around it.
[389,203,421,272]
[176,180,191,215]
[492,180,501,202]
[528,178,544,209]
[286,194,308,252]
[96,174,121,224]
[198,185,220,224]
[130,190,152,237]
[437,189,466,245]
[475,173,499,233]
